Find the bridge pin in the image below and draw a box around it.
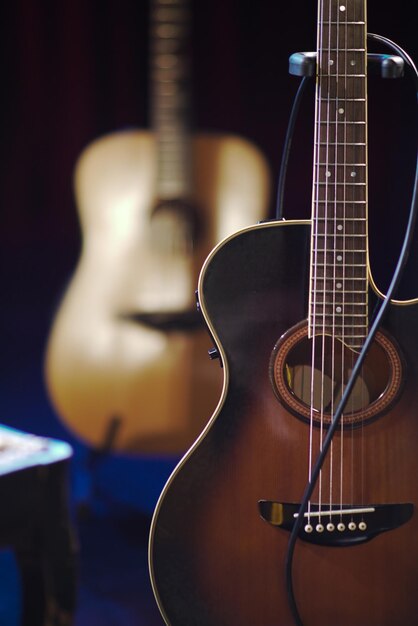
[304,524,313,533]
[316,523,324,533]
[348,522,357,531]
[358,521,367,531]
[326,522,335,532]
[337,522,346,532]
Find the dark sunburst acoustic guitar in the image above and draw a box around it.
[149,1,418,624]
[44,0,270,454]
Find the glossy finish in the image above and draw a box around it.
[150,220,418,626]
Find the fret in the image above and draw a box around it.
[314,189,366,202]
[316,121,366,125]
[312,305,368,314]
[321,74,366,78]
[313,275,367,284]
[322,48,366,53]
[314,228,367,233]
[312,290,367,296]
[314,270,367,281]
[313,286,368,294]
[313,270,367,282]
[322,21,366,25]
[315,200,366,204]
[316,142,366,146]
[314,260,366,269]
[314,248,366,253]
[312,300,368,308]
[311,322,368,328]
[315,217,366,221]
[314,182,366,186]
[317,163,366,166]
[319,97,366,101]
[313,285,369,295]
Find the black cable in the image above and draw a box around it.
[282,35,418,626]
[275,76,309,220]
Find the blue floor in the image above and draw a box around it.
[73,504,164,626]
[0,450,173,626]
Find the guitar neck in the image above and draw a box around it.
[309,0,368,351]
[150,0,193,199]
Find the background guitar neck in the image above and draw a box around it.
[150,0,193,199]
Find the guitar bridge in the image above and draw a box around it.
[258,500,414,547]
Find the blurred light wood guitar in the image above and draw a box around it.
[45,0,270,454]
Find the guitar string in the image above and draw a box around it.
[359,0,368,523]
[320,0,335,527]
[340,0,368,524]
[308,0,324,526]
[340,0,348,524]
[308,4,317,524]
[306,0,323,525]
[344,0,360,521]
[329,0,342,527]
[321,0,335,528]
[333,0,342,527]
[346,0,367,522]
[311,0,332,528]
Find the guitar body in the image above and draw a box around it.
[45,130,270,453]
[149,220,418,625]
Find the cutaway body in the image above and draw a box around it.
[149,220,418,625]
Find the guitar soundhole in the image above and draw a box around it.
[151,198,202,252]
[270,320,404,427]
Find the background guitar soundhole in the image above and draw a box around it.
[270,321,404,427]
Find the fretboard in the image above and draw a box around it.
[309,0,368,351]
[150,0,192,199]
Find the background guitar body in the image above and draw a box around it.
[45,129,270,453]
[149,220,418,625]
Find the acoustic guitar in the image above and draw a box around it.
[44,0,270,454]
[149,1,418,624]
